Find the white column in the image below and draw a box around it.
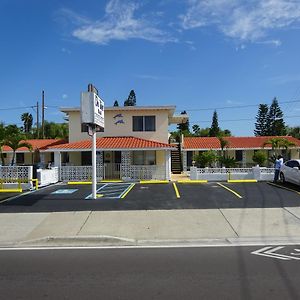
[53,152,61,168]
[242,150,246,167]
[92,128,97,199]
[165,150,171,181]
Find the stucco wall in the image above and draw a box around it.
[68,109,169,143]
[156,150,166,166]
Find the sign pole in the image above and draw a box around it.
[92,125,97,199]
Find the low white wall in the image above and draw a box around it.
[190,167,274,181]
[37,167,59,187]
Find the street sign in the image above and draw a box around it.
[80,92,104,129]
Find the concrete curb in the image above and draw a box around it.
[2,235,300,249]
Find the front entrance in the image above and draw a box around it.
[103,151,121,179]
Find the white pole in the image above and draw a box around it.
[92,127,97,199]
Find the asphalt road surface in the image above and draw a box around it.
[1,245,300,299]
[1,181,300,213]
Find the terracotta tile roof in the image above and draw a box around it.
[183,136,300,150]
[48,136,176,150]
[2,139,66,152]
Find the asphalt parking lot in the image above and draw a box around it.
[0,181,299,213]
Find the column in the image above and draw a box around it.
[165,150,171,181]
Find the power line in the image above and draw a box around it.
[0,106,34,111]
[190,114,300,124]
[177,99,300,112]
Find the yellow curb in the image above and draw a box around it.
[100,180,124,183]
[68,181,92,185]
[121,183,135,199]
[0,189,22,193]
[173,182,180,198]
[96,194,104,198]
[217,183,243,199]
[227,179,257,183]
[267,182,300,195]
[177,180,208,183]
[140,180,169,184]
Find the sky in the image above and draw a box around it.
[1,0,300,136]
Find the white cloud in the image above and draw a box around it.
[67,0,176,44]
[180,0,300,42]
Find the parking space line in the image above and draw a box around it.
[120,183,135,199]
[140,180,169,184]
[227,179,257,183]
[267,182,300,195]
[217,183,243,199]
[173,182,180,198]
[177,180,208,183]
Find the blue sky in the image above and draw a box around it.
[1,0,300,136]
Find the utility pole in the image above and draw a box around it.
[36,101,39,139]
[42,90,45,139]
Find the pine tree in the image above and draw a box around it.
[267,97,286,136]
[254,104,269,136]
[209,110,220,137]
[124,90,136,106]
[177,111,189,132]
[113,100,119,107]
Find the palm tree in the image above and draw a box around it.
[263,137,295,162]
[3,126,32,165]
[21,112,33,134]
[218,136,230,167]
[218,136,229,158]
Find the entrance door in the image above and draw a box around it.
[103,151,121,179]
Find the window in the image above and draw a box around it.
[133,151,156,165]
[286,160,300,168]
[16,153,24,164]
[235,150,243,161]
[132,116,155,132]
[81,152,92,165]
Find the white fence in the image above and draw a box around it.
[0,166,33,181]
[0,166,33,190]
[190,167,274,181]
[60,164,166,181]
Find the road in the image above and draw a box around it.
[1,245,300,299]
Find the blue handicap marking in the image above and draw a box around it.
[52,189,78,194]
[85,183,132,199]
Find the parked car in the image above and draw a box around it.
[280,159,300,185]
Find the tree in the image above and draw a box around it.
[263,137,295,162]
[177,111,189,132]
[254,104,269,136]
[266,98,286,136]
[286,126,300,139]
[209,110,220,137]
[113,100,119,107]
[218,136,229,158]
[194,150,217,168]
[252,150,267,166]
[0,122,6,165]
[43,121,68,139]
[21,112,33,134]
[124,90,136,106]
[192,124,200,135]
[3,126,32,165]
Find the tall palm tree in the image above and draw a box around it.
[21,112,33,134]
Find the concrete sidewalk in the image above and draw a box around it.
[1,208,300,247]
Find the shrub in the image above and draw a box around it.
[252,151,267,166]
